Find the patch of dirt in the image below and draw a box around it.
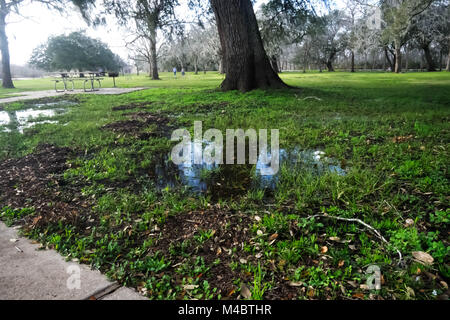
[149,205,254,299]
[102,112,171,138]
[0,144,91,228]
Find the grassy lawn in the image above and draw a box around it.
[0,71,449,300]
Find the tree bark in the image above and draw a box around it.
[384,47,394,72]
[210,0,287,92]
[422,44,436,72]
[404,47,408,71]
[194,59,199,75]
[394,41,402,73]
[0,2,14,89]
[351,50,355,72]
[326,51,336,72]
[148,25,160,80]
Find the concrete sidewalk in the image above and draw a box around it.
[0,87,149,104]
[0,222,146,300]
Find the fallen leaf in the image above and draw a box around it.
[320,246,328,254]
[268,233,278,241]
[288,281,304,287]
[412,251,434,266]
[240,283,251,299]
[352,292,365,299]
[406,287,415,298]
[338,260,345,267]
[227,289,235,297]
[329,236,341,242]
[183,285,199,290]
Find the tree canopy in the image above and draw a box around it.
[29,32,124,72]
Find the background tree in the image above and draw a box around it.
[409,0,449,71]
[186,24,220,74]
[126,28,165,77]
[313,10,348,72]
[104,0,180,80]
[0,0,95,88]
[258,0,315,74]
[29,32,123,72]
[380,0,435,73]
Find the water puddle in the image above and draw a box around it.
[154,143,346,197]
[0,100,75,133]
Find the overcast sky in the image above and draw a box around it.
[8,0,343,66]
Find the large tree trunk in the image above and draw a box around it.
[326,60,334,72]
[394,41,402,73]
[194,59,199,75]
[326,51,336,72]
[384,47,394,72]
[148,25,160,80]
[0,3,14,89]
[422,44,436,72]
[404,47,409,71]
[351,50,355,72]
[210,0,287,92]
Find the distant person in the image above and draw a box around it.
[173,67,177,77]
[181,68,185,76]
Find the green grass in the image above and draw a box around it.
[0,71,449,300]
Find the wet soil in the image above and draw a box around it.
[0,144,92,228]
[102,111,171,139]
[150,205,254,299]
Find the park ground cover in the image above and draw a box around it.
[0,71,449,300]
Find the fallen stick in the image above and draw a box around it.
[306,214,403,265]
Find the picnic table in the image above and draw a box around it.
[52,72,107,92]
[83,73,103,92]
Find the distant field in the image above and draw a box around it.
[2,70,450,94]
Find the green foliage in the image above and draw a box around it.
[29,31,124,72]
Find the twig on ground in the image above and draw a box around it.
[306,214,403,265]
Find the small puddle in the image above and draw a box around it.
[0,100,75,133]
[154,143,346,197]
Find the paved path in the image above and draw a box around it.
[0,87,149,105]
[0,222,147,300]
